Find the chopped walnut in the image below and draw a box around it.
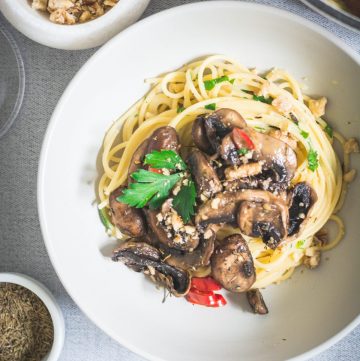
[344,138,359,154]
[304,250,321,269]
[31,0,119,25]
[308,97,327,118]
[32,0,48,11]
[343,169,357,183]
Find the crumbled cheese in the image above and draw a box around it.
[299,213,306,219]
[156,213,164,222]
[184,225,196,235]
[308,97,327,118]
[200,194,208,202]
[203,229,213,239]
[171,212,184,231]
[162,168,170,176]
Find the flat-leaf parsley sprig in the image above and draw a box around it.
[118,150,197,221]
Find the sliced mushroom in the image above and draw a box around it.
[196,189,288,231]
[109,186,146,237]
[112,241,191,296]
[246,289,269,314]
[288,182,317,236]
[192,116,213,153]
[211,234,256,292]
[127,138,150,182]
[219,133,242,165]
[187,150,222,198]
[147,126,180,152]
[225,162,263,181]
[237,201,286,249]
[144,208,200,251]
[158,227,216,270]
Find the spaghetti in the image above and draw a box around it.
[98,55,356,290]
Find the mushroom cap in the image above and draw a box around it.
[112,240,191,296]
[109,186,147,237]
[211,234,256,292]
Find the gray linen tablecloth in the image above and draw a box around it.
[0,0,359,360]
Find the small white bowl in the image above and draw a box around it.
[0,272,65,361]
[0,0,150,50]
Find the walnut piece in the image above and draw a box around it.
[308,97,327,118]
[31,0,119,25]
[344,138,359,154]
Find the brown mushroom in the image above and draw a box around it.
[196,189,288,230]
[112,240,191,296]
[187,150,222,198]
[246,289,269,314]
[192,116,213,153]
[144,208,200,252]
[147,126,180,152]
[109,186,146,237]
[237,201,286,249]
[211,234,256,292]
[127,138,150,182]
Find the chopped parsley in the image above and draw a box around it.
[177,105,185,113]
[242,89,273,104]
[300,129,309,139]
[307,148,319,172]
[117,169,183,209]
[237,147,249,156]
[296,240,305,249]
[204,75,233,91]
[324,124,333,138]
[205,103,216,111]
[144,150,187,170]
[172,180,196,223]
[254,126,266,133]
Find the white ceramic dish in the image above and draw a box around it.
[38,2,360,361]
[0,0,150,50]
[0,273,65,361]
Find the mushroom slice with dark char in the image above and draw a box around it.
[196,189,288,231]
[187,149,222,198]
[288,182,317,236]
[237,201,286,249]
[112,241,191,296]
[211,234,256,292]
[192,109,247,155]
[144,208,200,252]
[159,227,216,270]
[109,186,146,237]
[246,289,269,314]
[192,117,214,154]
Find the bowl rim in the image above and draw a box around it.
[37,2,360,361]
[0,272,65,361]
[0,24,25,139]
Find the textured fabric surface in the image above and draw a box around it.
[0,1,359,360]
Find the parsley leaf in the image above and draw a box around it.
[300,129,309,139]
[237,147,249,156]
[205,103,216,110]
[172,180,196,223]
[204,75,233,91]
[117,169,183,208]
[242,90,273,104]
[253,94,273,104]
[324,124,333,138]
[296,240,305,249]
[144,150,187,170]
[177,105,185,113]
[254,126,266,133]
[307,149,319,172]
[98,208,112,230]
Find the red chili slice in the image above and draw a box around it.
[185,288,227,307]
[148,167,163,174]
[232,128,255,150]
[191,277,222,292]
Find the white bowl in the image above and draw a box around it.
[0,0,150,50]
[0,273,65,361]
[37,2,360,361]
